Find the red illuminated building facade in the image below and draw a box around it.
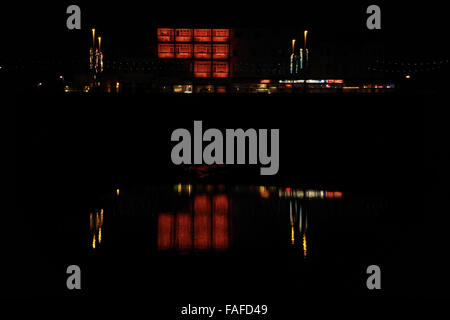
[157,28,231,78]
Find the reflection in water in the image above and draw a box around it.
[90,208,104,250]
[157,194,230,252]
[90,184,345,256]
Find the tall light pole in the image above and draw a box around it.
[304,30,308,49]
[92,28,96,49]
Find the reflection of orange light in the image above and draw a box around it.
[194,195,211,250]
[302,233,307,256]
[291,225,295,244]
[213,195,229,250]
[334,191,343,198]
[92,234,96,249]
[98,227,102,244]
[176,212,192,250]
[158,213,174,250]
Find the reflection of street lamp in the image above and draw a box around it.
[292,39,296,54]
[98,37,101,51]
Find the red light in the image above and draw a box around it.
[213,44,229,59]
[194,44,211,59]
[158,44,174,58]
[212,61,229,78]
[157,28,174,42]
[260,79,271,84]
[285,84,292,88]
[194,61,211,78]
[194,195,211,250]
[157,213,174,250]
[176,43,192,58]
[285,187,291,193]
[212,29,229,42]
[175,212,192,250]
[213,195,229,250]
[194,29,211,42]
[175,28,192,42]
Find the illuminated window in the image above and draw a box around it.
[194,61,211,78]
[213,44,229,59]
[158,44,175,58]
[194,29,211,42]
[175,28,193,42]
[194,44,211,59]
[176,43,193,58]
[213,61,229,78]
[157,28,174,42]
[212,29,229,42]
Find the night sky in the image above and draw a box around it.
[7,0,450,301]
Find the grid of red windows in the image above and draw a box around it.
[157,28,230,77]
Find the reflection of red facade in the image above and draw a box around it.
[176,212,192,250]
[157,213,174,250]
[213,195,229,250]
[213,44,229,59]
[175,28,193,42]
[194,61,211,78]
[176,44,193,58]
[213,61,229,78]
[157,28,174,42]
[194,44,211,59]
[194,195,211,250]
[194,29,211,42]
[158,44,174,58]
[157,194,230,252]
[212,29,229,42]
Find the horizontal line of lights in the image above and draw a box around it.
[279,79,344,84]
